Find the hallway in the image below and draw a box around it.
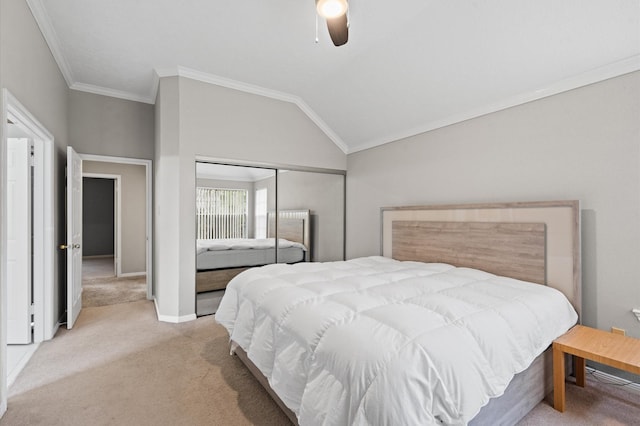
[82,257,147,307]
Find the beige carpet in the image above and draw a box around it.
[1,301,290,426]
[518,375,640,425]
[82,276,147,307]
[2,300,639,425]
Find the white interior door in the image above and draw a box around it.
[66,146,83,329]
[7,138,32,344]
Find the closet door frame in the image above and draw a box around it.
[195,156,347,261]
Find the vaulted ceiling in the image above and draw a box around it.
[28,0,640,153]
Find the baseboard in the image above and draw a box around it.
[7,343,40,388]
[0,400,6,419]
[118,272,146,278]
[587,367,640,395]
[153,298,196,323]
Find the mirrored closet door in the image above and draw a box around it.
[277,169,344,262]
[195,161,345,316]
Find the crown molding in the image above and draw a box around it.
[349,55,640,153]
[70,82,154,104]
[197,173,256,182]
[154,66,349,154]
[20,1,640,156]
[26,0,74,87]
[4,89,55,142]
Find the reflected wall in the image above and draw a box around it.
[277,170,344,262]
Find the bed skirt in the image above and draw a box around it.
[231,342,555,426]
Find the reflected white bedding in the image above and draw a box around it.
[197,238,307,255]
[216,256,577,425]
[196,238,307,270]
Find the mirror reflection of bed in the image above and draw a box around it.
[195,162,345,316]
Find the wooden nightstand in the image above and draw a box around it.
[552,325,640,412]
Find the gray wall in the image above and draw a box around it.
[67,84,153,275]
[180,78,347,170]
[82,178,115,256]
[69,90,154,159]
[0,0,70,411]
[346,71,640,339]
[154,76,347,320]
[83,161,147,274]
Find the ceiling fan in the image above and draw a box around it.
[316,0,349,46]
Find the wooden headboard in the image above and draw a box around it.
[381,201,581,318]
[268,209,311,261]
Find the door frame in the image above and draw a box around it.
[1,90,55,416]
[2,90,55,341]
[82,173,122,276]
[79,154,153,299]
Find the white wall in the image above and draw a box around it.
[346,71,640,338]
[154,76,346,321]
[154,77,182,320]
[83,161,147,274]
[1,0,70,415]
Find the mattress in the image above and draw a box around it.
[215,256,578,425]
[196,238,306,270]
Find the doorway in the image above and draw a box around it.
[82,175,118,280]
[78,155,153,303]
[80,170,147,307]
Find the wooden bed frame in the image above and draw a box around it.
[267,209,311,262]
[231,200,581,425]
[381,200,581,317]
[196,209,311,293]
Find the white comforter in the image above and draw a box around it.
[216,256,577,425]
[196,238,307,255]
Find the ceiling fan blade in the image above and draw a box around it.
[326,13,348,46]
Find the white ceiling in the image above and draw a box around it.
[196,162,274,182]
[28,0,640,153]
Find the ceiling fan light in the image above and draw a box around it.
[316,0,348,19]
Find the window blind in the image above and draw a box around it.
[196,187,248,239]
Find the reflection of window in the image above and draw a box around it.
[255,188,267,239]
[196,187,247,239]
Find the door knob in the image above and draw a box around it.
[73,243,81,249]
[59,244,69,250]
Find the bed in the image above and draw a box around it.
[196,209,311,293]
[197,238,307,269]
[215,200,581,425]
